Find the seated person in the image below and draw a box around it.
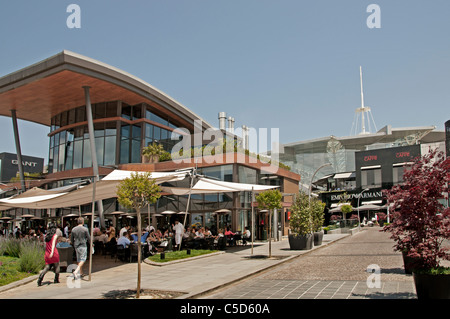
[225,227,236,246]
[204,227,212,237]
[242,226,251,244]
[117,231,131,248]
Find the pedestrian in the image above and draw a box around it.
[172,219,184,248]
[37,223,60,286]
[64,222,70,238]
[70,217,91,278]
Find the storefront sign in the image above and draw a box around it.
[330,191,383,201]
[11,159,38,167]
[364,155,378,161]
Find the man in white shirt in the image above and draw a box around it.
[172,220,184,248]
[119,225,130,238]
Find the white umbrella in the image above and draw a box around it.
[161,210,177,215]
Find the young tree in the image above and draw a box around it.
[256,189,282,258]
[383,149,450,271]
[116,172,161,298]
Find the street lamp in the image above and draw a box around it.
[308,163,332,204]
[308,163,332,232]
[357,188,370,230]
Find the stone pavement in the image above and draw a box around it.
[0,227,416,299]
[203,227,417,299]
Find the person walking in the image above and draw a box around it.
[37,223,60,286]
[70,217,91,278]
[172,219,184,249]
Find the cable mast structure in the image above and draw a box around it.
[350,66,377,135]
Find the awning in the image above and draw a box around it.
[161,177,279,195]
[333,172,355,179]
[0,170,187,210]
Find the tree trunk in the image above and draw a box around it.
[136,207,142,299]
[269,210,272,258]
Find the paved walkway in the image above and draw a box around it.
[0,227,416,299]
[204,227,417,299]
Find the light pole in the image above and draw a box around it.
[309,163,332,232]
[357,188,370,230]
[308,163,332,204]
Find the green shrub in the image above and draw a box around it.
[4,238,21,258]
[18,241,45,274]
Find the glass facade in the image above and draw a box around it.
[48,101,181,173]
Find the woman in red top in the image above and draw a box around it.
[37,223,60,286]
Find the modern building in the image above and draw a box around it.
[0,50,300,238]
[278,125,445,191]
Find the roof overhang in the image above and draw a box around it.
[0,50,212,131]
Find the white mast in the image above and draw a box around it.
[352,66,377,135]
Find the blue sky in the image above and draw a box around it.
[0,0,449,163]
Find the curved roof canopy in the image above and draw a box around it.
[0,50,212,130]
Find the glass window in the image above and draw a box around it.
[153,126,161,141]
[104,136,116,165]
[94,102,106,119]
[76,106,86,123]
[238,166,257,184]
[121,104,131,120]
[393,165,411,185]
[59,131,66,145]
[65,141,74,171]
[106,101,118,118]
[73,140,83,169]
[95,137,104,166]
[105,122,116,136]
[53,147,59,173]
[132,125,141,139]
[120,139,130,164]
[60,111,68,127]
[74,127,84,140]
[83,139,92,168]
[121,125,130,140]
[361,168,382,188]
[201,165,233,182]
[94,123,105,137]
[145,124,153,138]
[131,139,141,163]
[68,109,76,125]
[132,104,142,120]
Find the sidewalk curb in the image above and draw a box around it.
[183,233,352,299]
[0,274,39,293]
[143,251,225,267]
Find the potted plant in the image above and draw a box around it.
[288,192,313,250]
[311,197,326,246]
[142,142,165,164]
[383,149,450,299]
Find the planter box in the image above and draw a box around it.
[413,272,450,299]
[313,231,324,246]
[402,251,423,275]
[288,234,313,250]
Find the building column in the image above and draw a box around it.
[10,109,26,192]
[83,86,105,227]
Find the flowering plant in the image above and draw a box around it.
[383,149,450,271]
